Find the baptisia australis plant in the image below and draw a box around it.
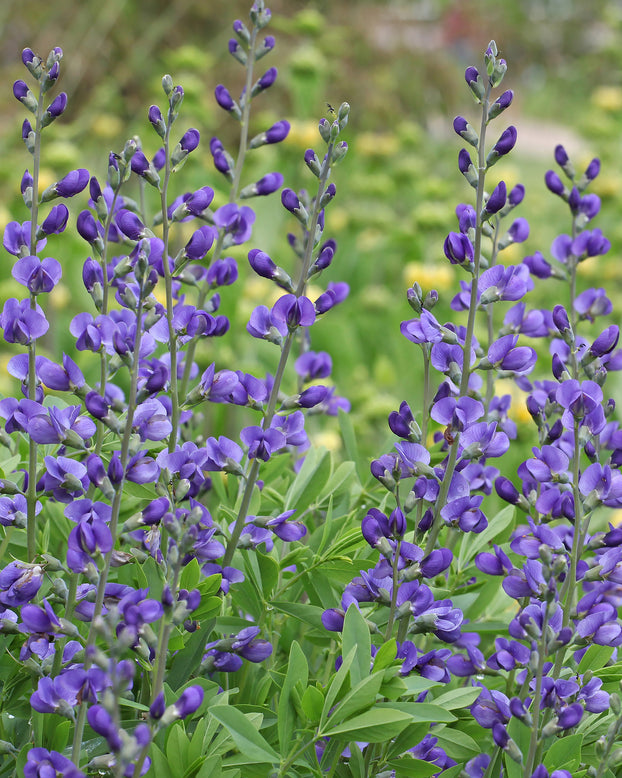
[316,43,622,778]
[3,11,622,778]
[0,2,352,775]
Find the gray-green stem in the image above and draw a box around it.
[179,27,259,401]
[424,81,492,557]
[160,123,180,454]
[26,80,46,562]
[72,293,146,764]
[222,140,335,568]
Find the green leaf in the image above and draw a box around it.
[322,707,412,742]
[578,644,615,674]
[434,726,481,760]
[321,647,356,728]
[506,718,532,778]
[432,686,482,710]
[338,409,359,469]
[301,685,325,722]
[257,551,279,600]
[387,723,430,759]
[48,719,70,753]
[372,638,397,672]
[387,757,440,777]
[278,640,309,752]
[167,624,216,688]
[375,701,456,723]
[318,461,357,503]
[286,446,331,509]
[180,557,201,591]
[166,723,190,772]
[342,603,371,687]
[187,716,210,766]
[328,672,383,726]
[401,675,443,696]
[271,600,326,631]
[209,706,278,764]
[543,733,583,772]
[148,744,174,778]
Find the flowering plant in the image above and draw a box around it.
[0,4,622,778]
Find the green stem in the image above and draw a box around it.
[72,293,146,764]
[160,124,180,454]
[25,82,46,563]
[423,82,492,556]
[179,27,259,401]
[523,607,550,777]
[222,141,334,568]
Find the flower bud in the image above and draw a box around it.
[13,80,38,113]
[487,89,513,121]
[453,116,478,148]
[464,66,485,101]
[42,93,68,127]
[486,126,517,168]
[148,105,166,138]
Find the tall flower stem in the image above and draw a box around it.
[159,123,179,454]
[72,292,146,764]
[424,81,492,557]
[523,607,550,777]
[178,27,259,402]
[25,81,45,563]
[222,141,335,568]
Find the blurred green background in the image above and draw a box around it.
[1,0,622,465]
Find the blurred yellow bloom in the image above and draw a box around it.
[90,114,124,141]
[495,379,531,426]
[356,132,400,158]
[403,261,453,291]
[591,85,622,112]
[38,168,57,191]
[286,120,319,149]
[314,430,342,452]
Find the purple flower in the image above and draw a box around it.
[240,425,286,461]
[443,231,474,267]
[39,455,88,501]
[484,334,537,373]
[215,84,237,112]
[44,92,68,122]
[53,168,89,198]
[483,180,507,215]
[39,204,69,236]
[12,255,62,294]
[252,67,277,95]
[0,561,43,606]
[25,748,86,778]
[478,264,532,304]
[180,128,200,153]
[212,203,255,245]
[241,172,284,197]
[4,220,45,256]
[0,298,49,344]
[173,685,204,718]
[184,224,216,261]
[116,209,146,241]
[272,294,316,330]
[486,126,517,166]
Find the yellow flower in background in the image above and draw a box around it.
[591,85,622,112]
[313,430,342,452]
[403,261,453,292]
[287,120,319,149]
[495,379,531,426]
[356,132,400,159]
